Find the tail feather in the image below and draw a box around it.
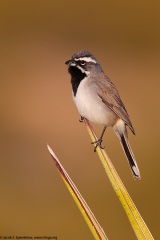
[120,134,140,179]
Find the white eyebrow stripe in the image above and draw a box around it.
[74,57,97,63]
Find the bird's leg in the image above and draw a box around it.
[79,116,84,122]
[92,127,107,152]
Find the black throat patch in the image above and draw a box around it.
[68,66,86,96]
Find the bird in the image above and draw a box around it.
[65,50,140,179]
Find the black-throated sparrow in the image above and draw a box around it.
[65,50,140,179]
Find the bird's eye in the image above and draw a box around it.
[80,61,86,65]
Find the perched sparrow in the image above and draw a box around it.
[65,50,140,179]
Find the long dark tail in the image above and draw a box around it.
[120,133,140,179]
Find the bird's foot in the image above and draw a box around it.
[91,138,105,152]
[79,116,84,122]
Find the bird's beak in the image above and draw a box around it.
[65,59,76,66]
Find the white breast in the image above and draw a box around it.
[73,77,117,126]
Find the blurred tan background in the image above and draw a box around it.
[0,0,160,239]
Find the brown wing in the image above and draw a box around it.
[92,75,135,134]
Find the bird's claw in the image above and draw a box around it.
[91,139,105,152]
[79,116,84,122]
